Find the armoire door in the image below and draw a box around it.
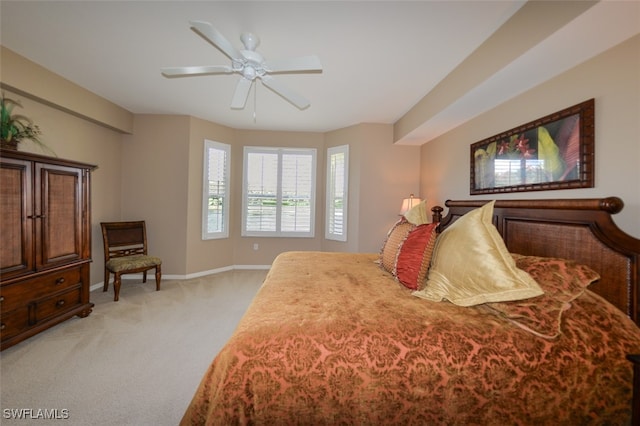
[0,157,34,279]
[34,162,85,270]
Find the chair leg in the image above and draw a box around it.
[113,273,122,302]
[155,265,162,291]
[142,270,148,283]
[104,269,110,292]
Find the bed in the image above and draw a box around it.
[181,197,640,425]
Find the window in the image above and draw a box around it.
[242,147,316,237]
[202,140,230,239]
[326,145,349,241]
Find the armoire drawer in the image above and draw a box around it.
[0,308,30,340]
[0,267,81,312]
[33,287,82,324]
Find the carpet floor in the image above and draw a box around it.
[0,270,267,426]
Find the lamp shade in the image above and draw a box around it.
[399,194,422,215]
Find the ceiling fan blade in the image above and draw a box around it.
[263,55,323,73]
[161,65,232,77]
[231,77,253,109]
[261,75,310,110]
[189,20,243,61]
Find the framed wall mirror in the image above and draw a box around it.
[470,99,594,195]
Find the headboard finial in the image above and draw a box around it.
[601,197,624,214]
[431,206,443,224]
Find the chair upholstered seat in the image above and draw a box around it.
[106,255,162,273]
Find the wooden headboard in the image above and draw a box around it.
[433,197,640,326]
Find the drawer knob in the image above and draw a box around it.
[56,300,65,307]
[1,323,5,330]
[55,277,66,285]
[0,296,4,303]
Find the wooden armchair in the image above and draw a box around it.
[100,221,162,301]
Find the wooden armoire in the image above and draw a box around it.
[1,149,96,350]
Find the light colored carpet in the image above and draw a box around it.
[0,270,268,425]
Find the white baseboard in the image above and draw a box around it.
[91,264,271,292]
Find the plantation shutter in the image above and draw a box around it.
[203,140,230,239]
[326,145,348,241]
[243,147,316,237]
[281,153,313,233]
[246,151,278,233]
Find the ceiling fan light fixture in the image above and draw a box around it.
[243,66,257,80]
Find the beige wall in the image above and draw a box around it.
[186,117,236,274]
[120,115,191,275]
[324,123,422,253]
[1,47,133,134]
[358,124,422,251]
[419,34,640,239]
[4,33,638,286]
[112,114,421,275]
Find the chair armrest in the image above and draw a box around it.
[628,354,640,425]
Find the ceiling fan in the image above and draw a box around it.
[161,21,322,110]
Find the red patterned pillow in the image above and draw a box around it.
[395,223,438,290]
[482,254,600,339]
[380,220,438,290]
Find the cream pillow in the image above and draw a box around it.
[404,200,430,225]
[412,201,543,306]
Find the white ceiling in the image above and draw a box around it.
[1,1,639,145]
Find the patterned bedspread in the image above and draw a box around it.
[181,252,640,425]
